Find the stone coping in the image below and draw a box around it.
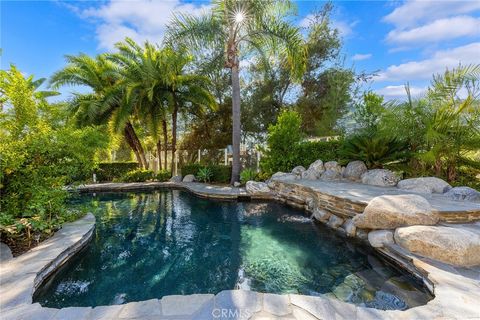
[75,181,272,200]
[1,185,480,319]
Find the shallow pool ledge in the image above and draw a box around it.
[1,199,480,319]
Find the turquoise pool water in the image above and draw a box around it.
[34,190,432,309]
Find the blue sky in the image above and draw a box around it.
[2,0,479,100]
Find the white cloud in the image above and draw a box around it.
[375,42,480,82]
[386,16,480,44]
[384,0,480,29]
[352,53,372,61]
[80,0,211,50]
[376,85,427,100]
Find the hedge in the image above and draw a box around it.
[181,163,231,183]
[261,139,343,174]
[121,169,154,182]
[95,162,139,182]
[292,140,343,168]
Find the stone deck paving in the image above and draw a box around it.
[1,182,480,319]
[280,179,480,219]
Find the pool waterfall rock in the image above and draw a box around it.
[361,169,400,187]
[394,225,480,267]
[343,161,368,181]
[397,177,451,194]
[246,181,271,195]
[352,194,438,229]
[444,186,480,202]
[368,230,394,248]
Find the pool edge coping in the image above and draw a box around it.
[1,184,479,319]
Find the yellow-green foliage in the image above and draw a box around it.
[0,65,108,243]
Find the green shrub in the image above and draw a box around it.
[208,165,231,183]
[181,163,231,183]
[181,163,202,177]
[240,168,257,184]
[260,110,303,174]
[121,169,154,182]
[292,140,343,168]
[96,162,139,182]
[155,170,171,182]
[197,167,213,183]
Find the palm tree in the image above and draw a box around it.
[158,47,217,173]
[167,0,306,183]
[50,54,149,168]
[112,39,216,174]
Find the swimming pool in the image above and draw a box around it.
[34,190,432,310]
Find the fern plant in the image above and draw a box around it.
[340,134,410,169]
[240,168,257,184]
[197,167,213,183]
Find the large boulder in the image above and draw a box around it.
[319,170,342,181]
[444,186,480,203]
[394,226,480,267]
[270,172,296,181]
[397,177,451,194]
[324,161,343,173]
[361,169,400,187]
[343,161,368,181]
[169,175,182,183]
[368,230,394,248]
[182,174,195,182]
[246,181,271,195]
[291,166,306,178]
[301,160,325,180]
[353,194,438,229]
[312,208,330,222]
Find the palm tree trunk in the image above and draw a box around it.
[162,120,168,171]
[171,95,178,175]
[156,139,162,170]
[123,127,143,167]
[230,65,242,184]
[125,121,148,169]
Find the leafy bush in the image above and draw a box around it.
[208,165,231,183]
[340,134,409,168]
[96,162,139,182]
[197,167,213,183]
[260,110,304,173]
[121,169,154,182]
[240,168,257,184]
[0,65,107,249]
[181,163,202,177]
[181,163,231,183]
[292,140,343,168]
[156,170,171,182]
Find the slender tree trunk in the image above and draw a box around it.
[162,120,168,171]
[125,121,148,169]
[230,65,242,184]
[171,95,178,175]
[156,139,162,170]
[123,127,143,168]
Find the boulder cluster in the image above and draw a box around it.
[244,158,480,267]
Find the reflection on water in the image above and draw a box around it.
[34,190,432,309]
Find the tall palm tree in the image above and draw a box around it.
[159,47,217,173]
[167,0,306,183]
[50,54,149,168]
